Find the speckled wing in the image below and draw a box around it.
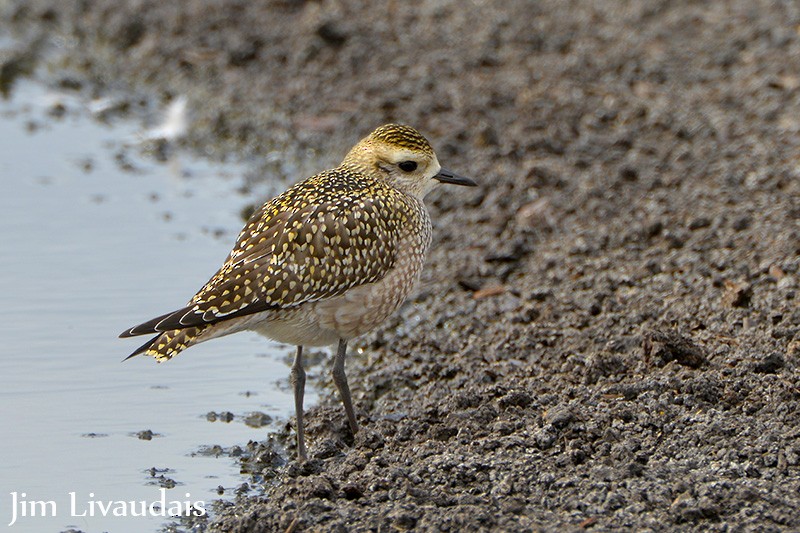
[129,175,403,334]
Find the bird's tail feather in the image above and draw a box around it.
[122,326,208,362]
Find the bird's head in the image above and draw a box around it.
[342,124,476,198]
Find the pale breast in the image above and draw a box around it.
[310,233,428,340]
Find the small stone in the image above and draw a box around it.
[642,330,707,368]
[498,390,534,409]
[515,197,553,229]
[136,429,155,440]
[317,21,348,46]
[229,445,243,457]
[342,483,363,500]
[688,216,711,230]
[432,426,458,441]
[472,285,506,299]
[47,102,67,118]
[534,424,558,449]
[244,411,272,428]
[390,511,418,530]
[752,352,784,374]
[731,215,752,231]
[618,166,638,181]
[546,406,574,429]
[768,264,786,281]
[722,280,752,307]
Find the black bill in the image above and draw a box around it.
[434,168,477,187]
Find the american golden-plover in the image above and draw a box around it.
[120,124,476,459]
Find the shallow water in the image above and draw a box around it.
[0,78,315,532]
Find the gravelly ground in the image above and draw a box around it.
[4,0,800,531]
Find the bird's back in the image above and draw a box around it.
[122,165,431,360]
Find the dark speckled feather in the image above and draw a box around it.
[185,170,406,321]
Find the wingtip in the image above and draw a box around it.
[120,307,197,339]
[122,333,161,362]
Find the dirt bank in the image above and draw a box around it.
[5,0,800,530]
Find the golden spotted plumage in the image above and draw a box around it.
[195,170,411,314]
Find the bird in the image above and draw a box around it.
[120,124,476,459]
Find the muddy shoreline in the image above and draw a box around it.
[5,1,800,531]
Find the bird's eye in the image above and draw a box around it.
[398,161,417,172]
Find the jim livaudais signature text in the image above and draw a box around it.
[7,490,206,526]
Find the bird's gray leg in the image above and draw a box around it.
[332,338,359,435]
[289,345,307,460]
